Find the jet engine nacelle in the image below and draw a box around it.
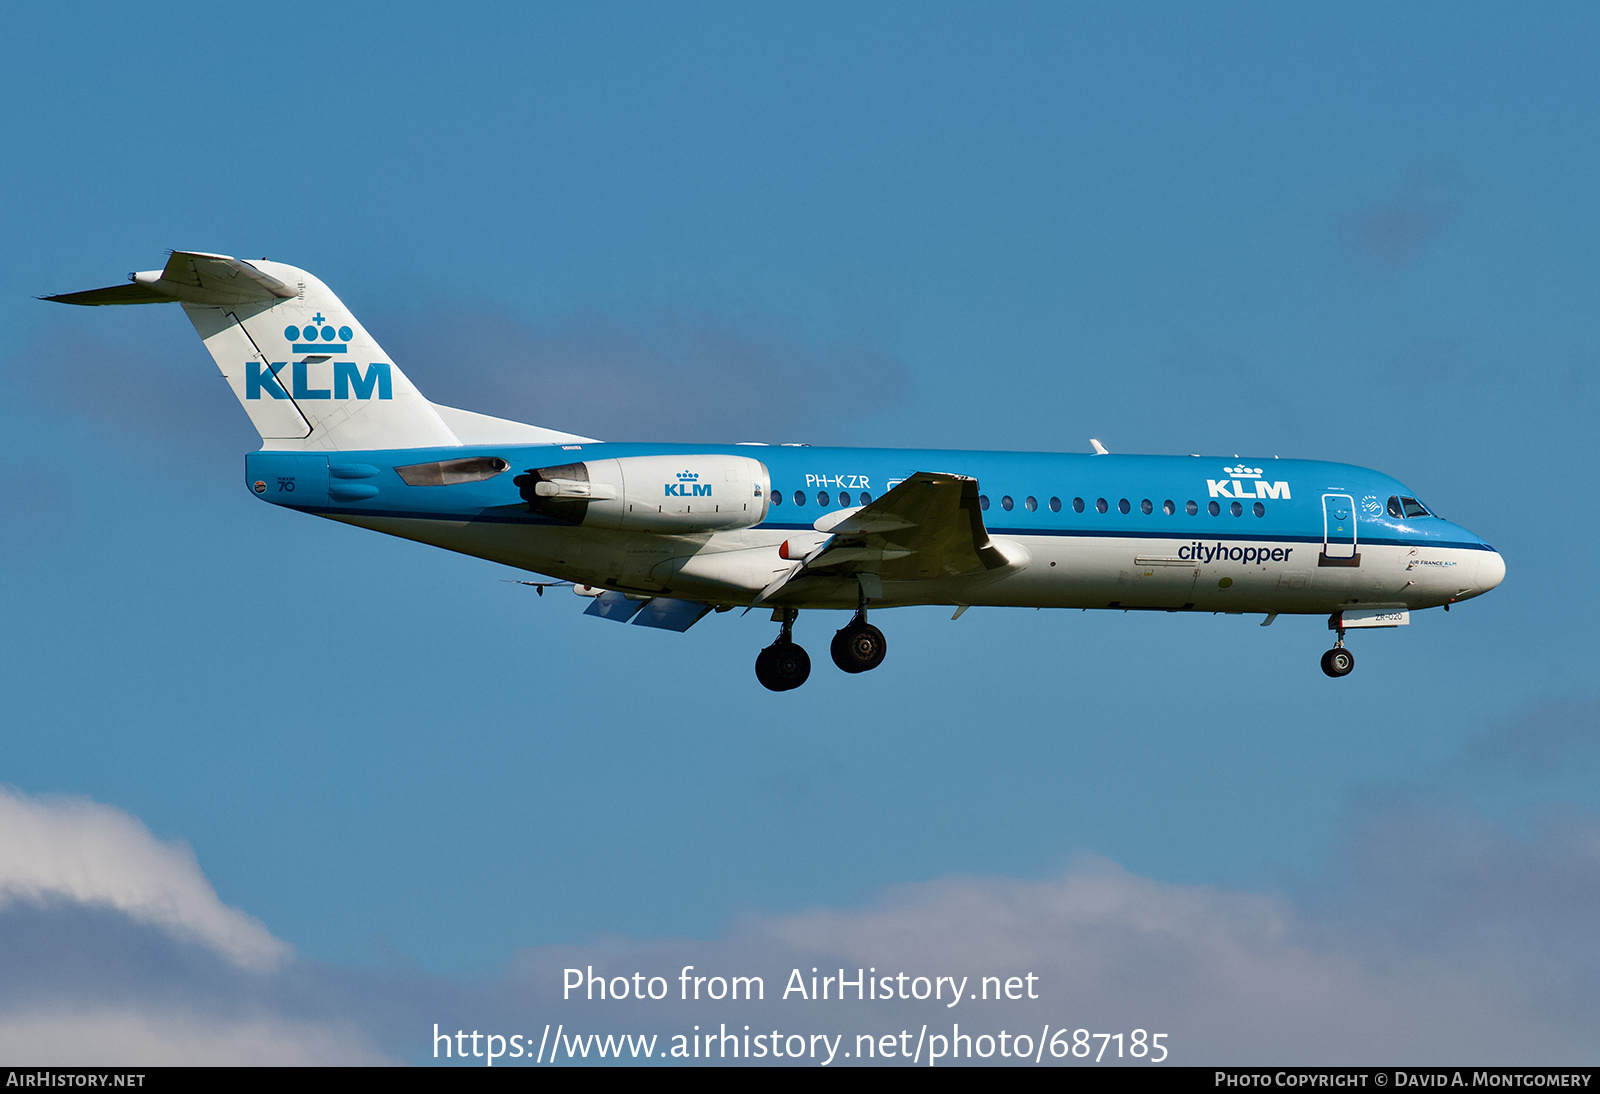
[514,454,771,533]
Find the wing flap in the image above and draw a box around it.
[631,598,714,632]
[759,472,1015,603]
[583,591,647,622]
[583,591,713,632]
[830,472,1006,580]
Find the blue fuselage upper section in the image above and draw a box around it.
[244,441,1496,555]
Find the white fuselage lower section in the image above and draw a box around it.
[327,516,1499,615]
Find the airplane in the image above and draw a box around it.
[45,251,1506,691]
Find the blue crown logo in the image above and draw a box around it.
[676,471,699,482]
[283,313,354,351]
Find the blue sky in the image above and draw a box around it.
[1,1,1598,1065]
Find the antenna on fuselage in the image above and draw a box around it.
[1089,438,1109,455]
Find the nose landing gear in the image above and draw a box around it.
[1320,646,1355,677]
[755,608,810,692]
[1320,623,1354,678]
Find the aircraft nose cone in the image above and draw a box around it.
[1475,549,1506,595]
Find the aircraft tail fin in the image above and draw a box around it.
[45,251,461,451]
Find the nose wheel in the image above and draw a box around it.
[755,608,810,691]
[1320,646,1355,677]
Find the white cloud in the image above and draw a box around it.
[0,787,404,1064]
[497,805,1600,1064]
[737,854,1589,1063]
[0,787,286,971]
[3,707,1598,1065]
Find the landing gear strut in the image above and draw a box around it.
[831,582,887,674]
[755,608,810,692]
[1320,625,1355,678]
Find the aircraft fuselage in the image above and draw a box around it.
[245,442,1503,616]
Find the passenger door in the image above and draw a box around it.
[1320,493,1360,566]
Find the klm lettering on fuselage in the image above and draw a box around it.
[246,360,393,401]
[1207,464,1290,500]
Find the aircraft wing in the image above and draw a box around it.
[760,472,1008,602]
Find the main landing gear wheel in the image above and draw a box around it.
[1320,647,1355,678]
[756,641,811,691]
[831,622,887,674]
[756,607,809,691]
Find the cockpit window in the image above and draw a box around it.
[1387,496,1404,518]
[1401,497,1431,518]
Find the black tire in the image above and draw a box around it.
[1321,647,1355,678]
[755,646,780,690]
[756,641,811,691]
[831,622,887,674]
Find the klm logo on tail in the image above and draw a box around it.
[287,314,351,351]
[246,313,392,402]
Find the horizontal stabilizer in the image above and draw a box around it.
[43,250,595,451]
[42,282,171,306]
[44,251,296,307]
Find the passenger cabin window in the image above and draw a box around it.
[979,495,990,510]
[1025,496,1038,512]
[771,490,782,506]
[1073,497,1085,513]
[1001,495,1014,511]
[1096,498,1109,513]
[1208,501,1221,516]
[817,491,830,506]
[793,490,806,506]
[1050,497,1062,512]
[1163,499,1176,515]
[1140,499,1153,515]
[1186,500,1198,516]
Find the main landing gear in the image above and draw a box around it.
[831,585,886,674]
[1320,623,1355,678]
[754,584,890,691]
[755,608,810,692]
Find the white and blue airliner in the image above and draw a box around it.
[47,252,1505,691]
